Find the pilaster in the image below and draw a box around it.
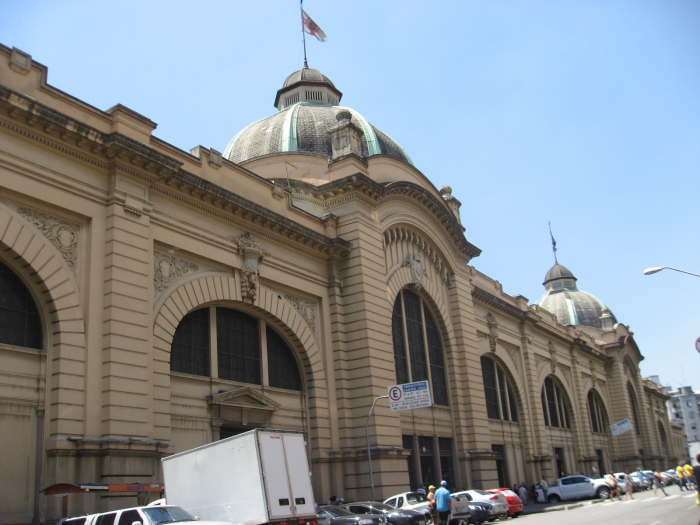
[101,172,154,440]
[449,270,497,489]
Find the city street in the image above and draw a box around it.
[517,491,699,525]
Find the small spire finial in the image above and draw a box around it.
[549,221,558,264]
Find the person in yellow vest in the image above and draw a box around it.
[684,462,696,490]
[676,462,687,491]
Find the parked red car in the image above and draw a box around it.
[486,488,523,518]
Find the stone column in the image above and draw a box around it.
[569,348,593,472]
[448,271,498,489]
[333,206,403,500]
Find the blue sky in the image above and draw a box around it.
[2,0,698,389]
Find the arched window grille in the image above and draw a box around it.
[480,356,518,422]
[391,289,448,406]
[171,307,302,391]
[541,376,571,429]
[0,260,43,349]
[627,383,640,435]
[587,390,608,433]
[658,421,667,443]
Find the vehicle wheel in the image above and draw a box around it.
[596,486,610,500]
[496,513,508,520]
[547,494,561,503]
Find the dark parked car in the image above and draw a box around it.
[317,506,387,525]
[341,502,426,525]
[466,502,492,525]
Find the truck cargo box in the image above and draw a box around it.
[162,429,316,525]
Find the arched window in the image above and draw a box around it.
[171,307,302,391]
[541,376,571,429]
[587,390,608,433]
[391,289,448,406]
[171,308,210,376]
[658,421,667,443]
[627,383,640,435]
[480,356,518,422]
[0,260,42,349]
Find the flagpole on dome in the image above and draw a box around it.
[300,0,308,68]
[549,221,558,264]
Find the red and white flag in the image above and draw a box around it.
[302,10,327,42]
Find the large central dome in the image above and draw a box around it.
[223,67,413,166]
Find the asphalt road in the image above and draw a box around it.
[515,490,699,525]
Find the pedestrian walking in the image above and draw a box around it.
[676,462,687,491]
[652,469,668,496]
[434,480,451,525]
[427,485,439,525]
[606,471,622,501]
[622,470,634,500]
[684,462,696,490]
[540,477,549,501]
[517,483,528,504]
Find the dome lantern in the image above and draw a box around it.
[274,67,342,110]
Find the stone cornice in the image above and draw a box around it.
[472,286,611,363]
[0,84,352,260]
[280,173,481,260]
[643,384,670,400]
[163,171,351,258]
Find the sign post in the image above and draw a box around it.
[388,380,433,411]
[366,381,434,500]
[610,418,634,436]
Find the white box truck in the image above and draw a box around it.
[162,429,316,525]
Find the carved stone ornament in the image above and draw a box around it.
[18,207,80,273]
[234,233,269,302]
[548,341,557,372]
[154,251,199,294]
[486,313,499,352]
[403,252,426,286]
[285,294,317,335]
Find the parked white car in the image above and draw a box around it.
[383,493,431,518]
[89,505,231,525]
[450,491,508,518]
[544,475,610,503]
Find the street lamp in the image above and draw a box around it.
[643,266,700,278]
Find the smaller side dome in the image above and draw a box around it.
[536,262,617,330]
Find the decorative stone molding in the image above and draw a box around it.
[403,252,426,286]
[486,313,499,352]
[234,232,269,302]
[439,185,462,225]
[154,251,199,294]
[10,48,32,75]
[384,227,453,285]
[17,206,80,273]
[328,110,365,159]
[547,341,557,372]
[504,345,519,370]
[285,294,317,335]
[589,360,597,385]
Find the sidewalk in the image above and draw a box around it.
[521,497,606,515]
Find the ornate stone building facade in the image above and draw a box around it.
[0,45,684,524]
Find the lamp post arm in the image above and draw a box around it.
[664,267,700,278]
[644,266,700,278]
[366,395,390,501]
